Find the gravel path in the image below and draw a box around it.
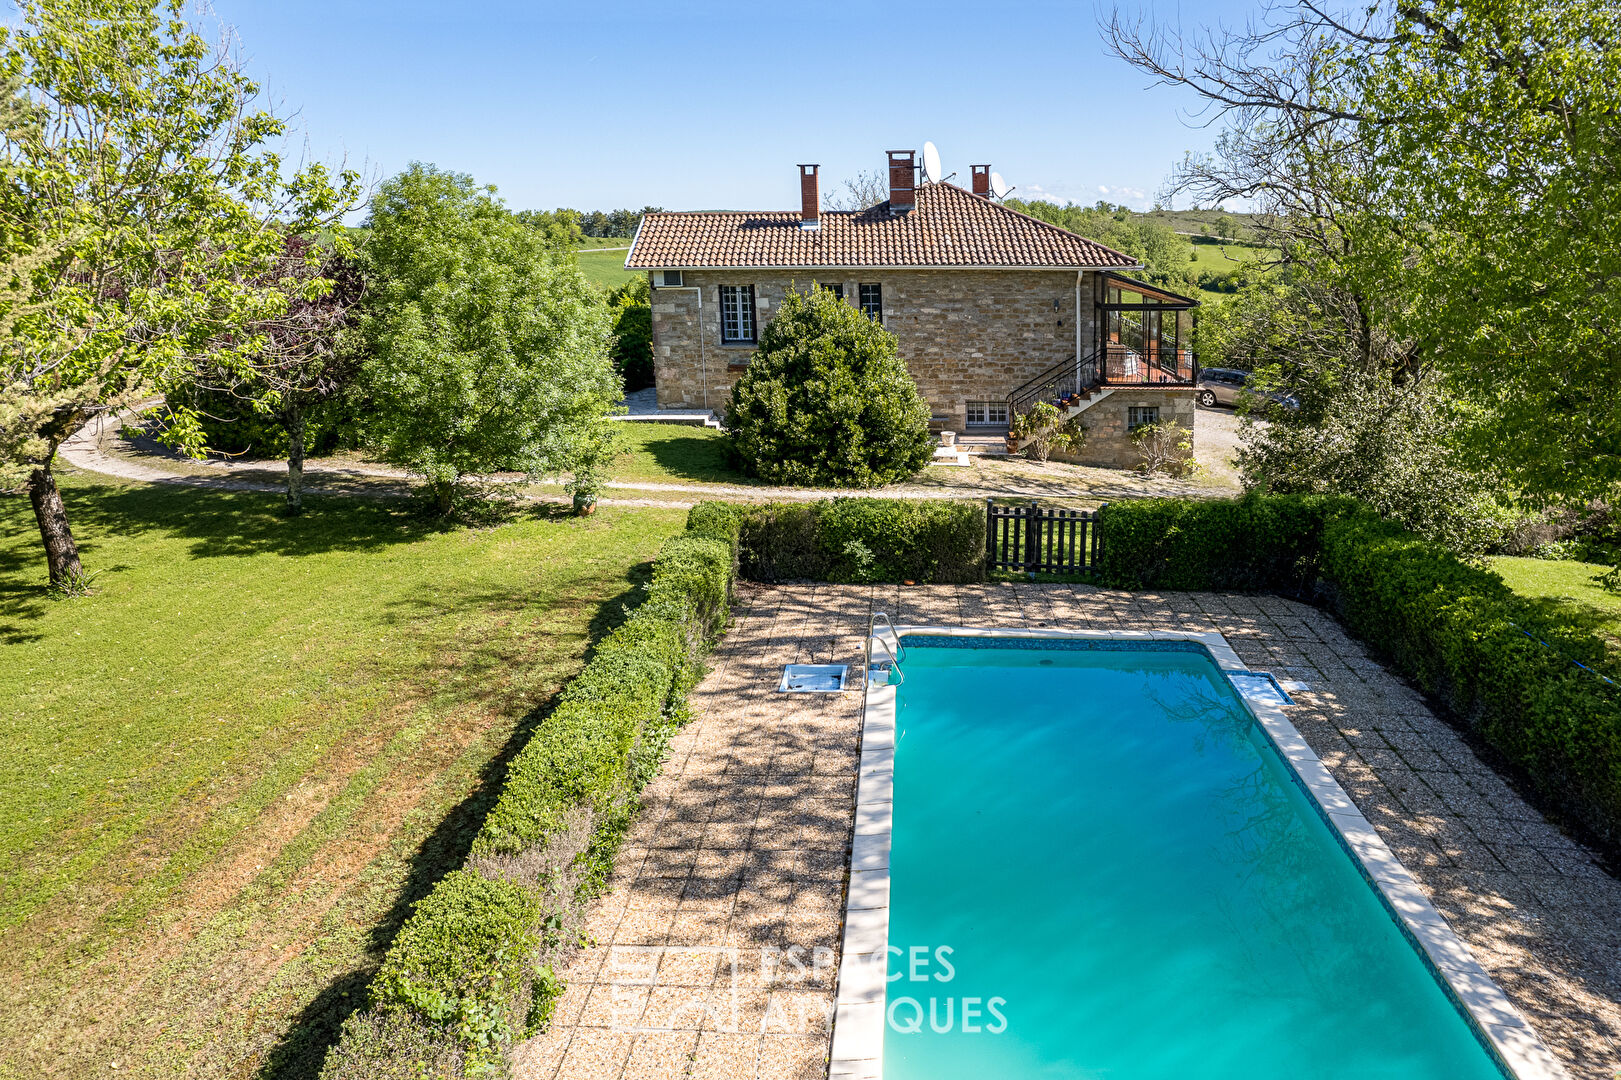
[58,410,1238,509]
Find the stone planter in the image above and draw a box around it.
[938,430,957,447]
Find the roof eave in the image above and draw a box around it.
[628,262,1141,273]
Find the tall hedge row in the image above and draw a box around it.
[1092,494,1621,846]
[320,532,734,1078]
[1319,511,1621,847]
[1091,493,1354,593]
[688,498,985,583]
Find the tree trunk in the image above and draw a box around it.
[285,403,305,515]
[432,479,454,516]
[28,457,84,589]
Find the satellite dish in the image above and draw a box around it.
[921,141,942,185]
[990,171,1012,199]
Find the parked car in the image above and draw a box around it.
[1196,367,1298,412]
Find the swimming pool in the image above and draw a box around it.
[830,628,1563,1080]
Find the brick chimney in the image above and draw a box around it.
[971,164,991,198]
[887,150,916,214]
[799,164,820,230]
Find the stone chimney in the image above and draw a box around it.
[971,165,991,198]
[887,150,916,214]
[799,164,820,229]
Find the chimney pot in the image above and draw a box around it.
[971,165,991,198]
[887,150,916,214]
[799,164,820,229]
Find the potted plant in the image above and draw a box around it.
[567,470,603,515]
[1006,410,1031,453]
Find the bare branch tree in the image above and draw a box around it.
[825,169,888,211]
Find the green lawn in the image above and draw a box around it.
[0,475,683,1078]
[576,245,639,289]
[608,422,759,486]
[1491,555,1621,646]
[1188,240,1272,270]
[575,235,634,249]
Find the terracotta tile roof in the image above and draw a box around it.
[625,182,1138,271]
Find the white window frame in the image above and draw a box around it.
[719,284,756,343]
[965,400,1010,427]
[1128,405,1160,431]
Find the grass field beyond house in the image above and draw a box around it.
[0,475,683,1079]
[1491,555,1621,649]
[575,244,638,289]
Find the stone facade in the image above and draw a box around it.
[647,266,1194,470]
[1055,386,1197,469]
[649,269,1098,422]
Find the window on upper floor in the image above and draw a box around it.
[719,284,756,343]
[859,282,882,323]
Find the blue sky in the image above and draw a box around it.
[213,0,1256,216]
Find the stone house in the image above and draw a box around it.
[624,150,1198,468]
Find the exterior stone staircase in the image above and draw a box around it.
[1006,384,1118,454]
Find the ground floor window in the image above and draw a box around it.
[720,284,756,343]
[1127,405,1160,431]
[965,400,1009,427]
[812,280,843,299]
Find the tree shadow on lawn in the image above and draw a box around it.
[62,482,459,561]
[1515,593,1621,655]
[256,559,656,1080]
[634,431,763,487]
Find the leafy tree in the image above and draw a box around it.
[513,209,583,248]
[1105,0,1621,509]
[723,287,933,487]
[1239,370,1502,555]
[181,236,365,513]
[606,276,653,391]
[359,163,619,514]
[0,0,357,590]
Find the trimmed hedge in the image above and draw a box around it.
[321,530,734,1078]
[1319,510,1621,847]
[688,498,985,584]
[1093,493,1353,593]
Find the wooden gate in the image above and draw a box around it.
[986,501,1104,575]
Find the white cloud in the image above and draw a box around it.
[1097,184,1151,207]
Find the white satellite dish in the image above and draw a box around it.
[990,171,1012,199]
[921,141,942,185]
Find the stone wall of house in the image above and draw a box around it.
[1053,387,1198,469]
[648,269,1103,426]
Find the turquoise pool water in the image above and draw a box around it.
[882,639,1507,1080]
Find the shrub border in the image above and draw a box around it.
[320,524,736,1078]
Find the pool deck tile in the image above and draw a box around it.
[514,583,1621,1080]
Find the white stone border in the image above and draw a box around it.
[828,625,1569,1080]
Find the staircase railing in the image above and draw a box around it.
[1007,347,1198,418]
[1006,350,1102,416]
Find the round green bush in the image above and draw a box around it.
[722,287,934,487]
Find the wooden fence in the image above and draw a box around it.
[986,501,1104,576]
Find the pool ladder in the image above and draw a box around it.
[864,611,905,687]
